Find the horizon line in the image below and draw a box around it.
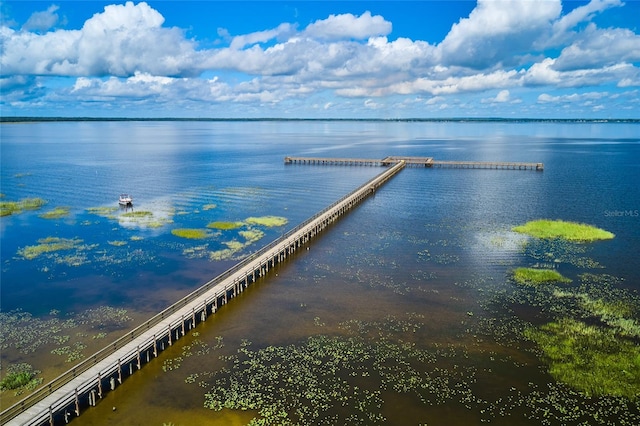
[2,116,639,123]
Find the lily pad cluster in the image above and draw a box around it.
[188,309,640,425]
[201,331,478,425]
[0,306,132,355]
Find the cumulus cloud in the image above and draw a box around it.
[22,5,62,32]
[437,0,561,69]
[302,11,391,40]
[537,91,609,103]
[1,2,200,77]
[549,0,623,44]
[1,0,639,116]
[482,89,511,103]
[70,72,232,103]
[229,23,296,50]
[553,25,640,71]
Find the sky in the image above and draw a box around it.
[1,0,639,118]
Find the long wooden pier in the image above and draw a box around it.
[285,156,543,171]
[4,152,544,425]
[1,161,406,426]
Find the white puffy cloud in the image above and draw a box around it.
[524,57,638,88]
[537,91,609,103]
[1,2,201,77]
[1,0,639,116]
[302,11,391,41]
[482,89,511,103]
[553,25,640,71]
[548,0,622,45]
[70,72,233,104]
[22,5,62,32]
[229,23,296,50]
[437,0,561,69]
[337,68,522,97]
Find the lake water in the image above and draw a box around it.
[1,120,639,425]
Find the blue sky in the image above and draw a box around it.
[1,1,639,118]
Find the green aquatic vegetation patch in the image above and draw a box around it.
[207,221,244,230]
[209,240,246,261]
[108,240,128,247]
[171,228,210,239]
[0,363,42,394]
[209,248,236,261]
[513,267,571,285]
[121,210,173,228]
[18,237,84,260]
[553,286,640,339]
[525,318,640,399]
[121,210,153,218]
[90,208,174,229]
[18,197,47,210]
[239,228,265,243]
[244,215,288,227]
[1,197,47,216]
[513,219,614,242]
[1,201,20,216]
[86,206,118,218]
[39,206,71,219]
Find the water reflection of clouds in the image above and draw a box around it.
[468,229,529,266]
[116,196,175,233]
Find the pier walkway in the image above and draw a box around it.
[4,152,543,425]
[285,156,543,170]
[2,161,406,426]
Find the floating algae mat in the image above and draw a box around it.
[17,237,85,260]
[207,221,244,230]
[525,318,640,399]
[0,197,47,216]
[180,215,285,260]
[512,219,614,242]
[512,267,571,285]
[244,216,288,227]
[119,210,174,229]
[171,228,211,239]
[87,206,174,229]
[39,206,71,219]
